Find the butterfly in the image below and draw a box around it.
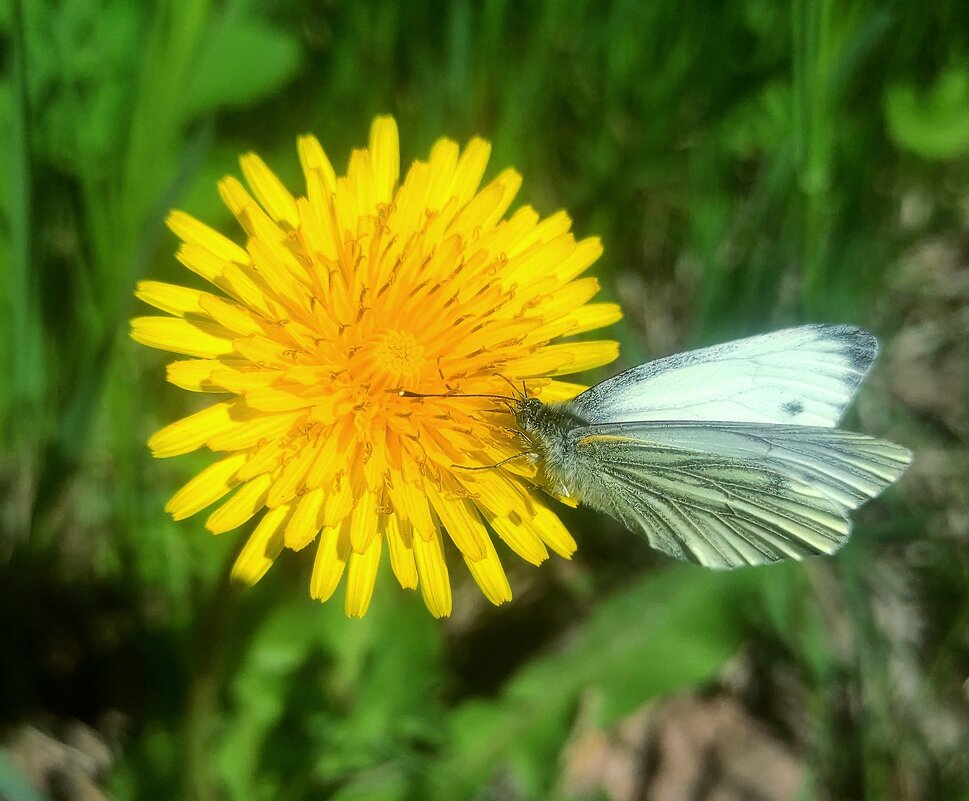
[512,324,911,568]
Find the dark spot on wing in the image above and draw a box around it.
[782,399,804,417]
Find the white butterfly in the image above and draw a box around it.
[514,324,911,568]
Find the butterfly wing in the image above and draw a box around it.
[563,324,877,427]
[566,421,911,568]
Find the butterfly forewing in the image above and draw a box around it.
[563,324,877,427]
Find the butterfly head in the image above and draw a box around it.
[512,397,546,434]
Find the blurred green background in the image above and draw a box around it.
[1,1,967,799]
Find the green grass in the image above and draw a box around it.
[1,1,967,800]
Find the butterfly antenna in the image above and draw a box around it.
[496,374,526,399]
[452,451,532,471]
[397,389,516,404]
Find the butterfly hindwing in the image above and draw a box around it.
[566,421,911,568]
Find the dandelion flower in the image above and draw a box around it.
[132,116,621,617]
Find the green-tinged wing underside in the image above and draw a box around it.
[571,422,912,568]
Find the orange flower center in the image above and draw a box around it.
[370,328,426,383]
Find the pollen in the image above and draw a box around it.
[131,116,623,617]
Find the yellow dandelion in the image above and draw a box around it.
[132,116,621,618]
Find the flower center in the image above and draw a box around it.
[371,328,426,383]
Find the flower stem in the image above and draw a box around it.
[183,550,241,801]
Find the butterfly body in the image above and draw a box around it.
[511,324,911,569]
[514,397,594,501]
